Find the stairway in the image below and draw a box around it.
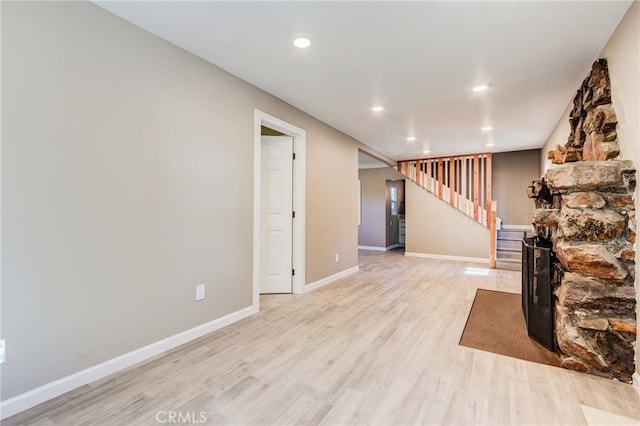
[496,228,527,271]
[397,154,494,227]
[397,153,500,268]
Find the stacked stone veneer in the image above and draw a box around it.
[532,58,637,382]
[548,59,619,164]
[533,161,636,381]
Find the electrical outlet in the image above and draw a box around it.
[196,284,205,301]
[0,339,6,364]
[335,253,340,263]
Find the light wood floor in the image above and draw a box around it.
[6,250,640,425]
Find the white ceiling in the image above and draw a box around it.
[358,151,389,170]
[96,1,631,162]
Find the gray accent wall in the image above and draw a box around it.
[1,1,358,400]
[492,150,541,226]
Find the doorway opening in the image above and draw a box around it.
[357,151,406,254]
[253,111,306,304]
[386,179,406,253]
[260,133,293,294]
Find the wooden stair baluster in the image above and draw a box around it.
[449,157,455,206]
[437,158,443,199]
[396,151,493,230]
[473,154,479,221]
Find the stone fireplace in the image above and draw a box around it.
[529,59,636,382]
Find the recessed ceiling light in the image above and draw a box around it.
[422,150,431,154]
[371,106,384,112]
[485,143,495,147]
[472,84,489,92]
[481,126,493,131]
[293,36,311,49]
[406,136,417,142]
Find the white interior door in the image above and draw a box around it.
[261,136,293,294]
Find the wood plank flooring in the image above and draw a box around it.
[6,250,640,425]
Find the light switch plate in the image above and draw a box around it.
[196,284,205,301]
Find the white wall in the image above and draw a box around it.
[1,1,359,403]
[540,103,573,174]
[541,3,639,172]
[600,0,640,384]
[405,183,490,260]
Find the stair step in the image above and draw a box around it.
[497,239,521,251]
[497,249,522,260]
[496,260,522,271]
[497,230,526,241]
[496,256,521,263]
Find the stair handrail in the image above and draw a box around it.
[398,152,493,226]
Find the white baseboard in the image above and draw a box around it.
[304,266,359,292]
[357,245,403,252]
[633,372,640,396]
[0,304,258,420]
[404,251,489,264]
[357,245,387,252]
